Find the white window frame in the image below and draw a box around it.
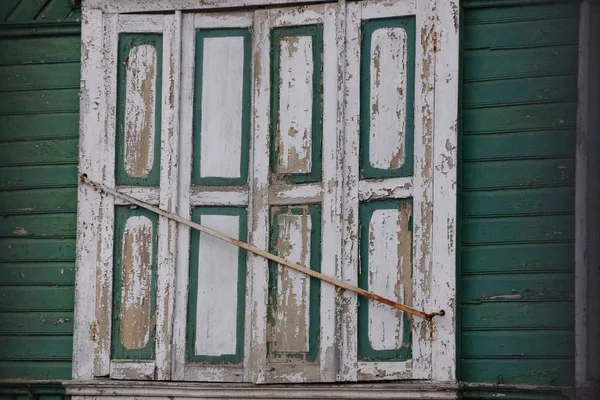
[72,0,458,386]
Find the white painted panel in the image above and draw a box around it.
[271,212,311,353]
[369,28,408,170]
[276,36,313,175]
[200,37,245,179]
[120,216,154,350]
[195,214,240,356]
[367,207,411,351]
[124,44,157,179]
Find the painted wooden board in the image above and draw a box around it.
[187,208,247,363]
[111,207,157,360]
[268,205,321,363]
[115,34,163,186]
[193,29,251,185]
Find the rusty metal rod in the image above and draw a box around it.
[80,174,445,321]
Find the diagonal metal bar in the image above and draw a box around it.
[80,174,445,321]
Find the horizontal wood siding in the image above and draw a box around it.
[0,22,80,383]
[459,0,578,389]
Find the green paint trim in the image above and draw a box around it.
[0,21,80,37]
[186,206,247,364]
[115,33,163,187]
[463,0,577,8]
[359,17,415,180]
[192,29,251,186]
[267,205,321,362]
[358,199,413,361]
[111,206,158,360]
[269,25,323,184]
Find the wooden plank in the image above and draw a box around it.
[462,130,575,161]
[0,336,73,361]
[0,213,76,238]
[5,0,48,22]
[0,36,81,65]
[0,286,74,311]
[0,188,77,215]
[0,113,79,142]
[463,46,578,82]
[0,262,74,285]
[0,164,78,190]
[461,242,574,274]
[463,75,577,108]
[0,312,73,335]
[460,359,574,386]
[460,273,574,303]
[0,138,78,167]
[0,88,79,115]
[0,361,71,380]
[85,0,329,13]
[0,0,21,21]
[0,238,75,262]
[464,2,578,24]
[0,63,80,91]
[462,158,575,190]
[462,187,574,217]
[460,302,574,330]
[462,215,574,245]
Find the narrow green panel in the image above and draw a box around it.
[463,19,578,50]
[0,62,80,91]
[186,207,247,364]
[111,206,158,360]
[37,0,72,20]
[460,273,574,303]
[0,213,76,238]
[460,359,574,386]
[462,158,575,190]
[0,286,73,311]
[461,242,574,274]
[0,88,79,115]
[268,205,321,362]
[0,164,78,190]
[115,34,162,186]
[358,199,412,361]
[462,187,574,217]
[192,29,251,186]
[0,188,77,215]
[0,238,75,262]
[0,113,79,142]
[0,336,72,360]
[462,130,575,161]
[0,262,74,286]
[0,361,71,380]
[463,46,578,82]
[462,215,574,245]
[5,0,48,22]
[463,75,577,108]
[464,2,579,24]
[0,36,81,65]
[0,312,73,335]
[270,25,323,184]
[0,138,78,167]
[461,302,574,330]
[462,102,577,134]
[359,17,415,180]
[462,330,573,357]
[0,0,21,21]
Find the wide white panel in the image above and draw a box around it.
[272,213,312,353]
[120,216,154,350]
[367,206,411,351]
[195,214,240,356]
[276,36,313,174]
[369,28,408,170]
[124,44,157,178]
[200,37,245,179]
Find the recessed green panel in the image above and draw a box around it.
[192,29,251,186]
[359,17,415,180]
[111,206,158,360]
[186,206,247,364]
[358,199,413,361]
[115,34,163,186]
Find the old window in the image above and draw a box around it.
[73,0,458,386]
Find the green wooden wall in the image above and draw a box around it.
[0,1,81,398]
[459,0,578,395]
